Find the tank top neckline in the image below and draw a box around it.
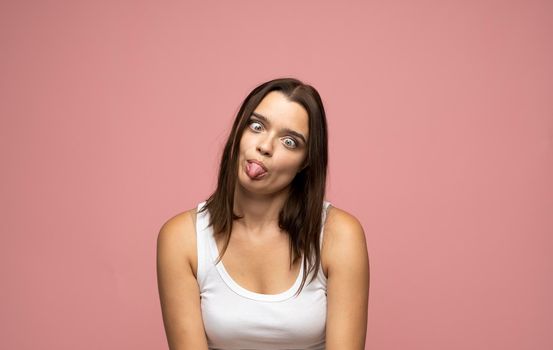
[199,200,331,302]
[207,232,304,302]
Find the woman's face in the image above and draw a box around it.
[237,90,309,195]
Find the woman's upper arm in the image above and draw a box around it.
[156,210,209,350]
[324,209,370,350]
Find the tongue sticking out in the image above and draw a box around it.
[247,162,267,178]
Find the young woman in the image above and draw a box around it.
[157,78,370,349]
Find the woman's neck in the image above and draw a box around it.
[233,186,289,235]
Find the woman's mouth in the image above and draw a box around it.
[246,160,268,180]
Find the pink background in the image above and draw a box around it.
[1,0,552,349]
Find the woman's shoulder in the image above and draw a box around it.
[159,207,198,237]
[323,204,367,267]
[325,204,364,236]
[157,206,199,276]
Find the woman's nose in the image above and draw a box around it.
[256,137,273,156]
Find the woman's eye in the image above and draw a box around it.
[283,138,297,148]
[249,121,263,132]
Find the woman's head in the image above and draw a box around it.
[238,90,309,195]
[226,78,328,201]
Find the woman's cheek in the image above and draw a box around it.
[275,156,301,174]
[240,134,255,151]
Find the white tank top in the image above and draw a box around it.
[195,200,332,350]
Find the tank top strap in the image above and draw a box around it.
[320,200,332,248]
[195,201,211,289]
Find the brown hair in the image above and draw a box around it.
[198,77,328,296]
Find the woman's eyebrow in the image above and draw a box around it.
[251,112,307,144]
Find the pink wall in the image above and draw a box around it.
[1,0,552,349]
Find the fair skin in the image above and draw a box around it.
[157,91,370,349]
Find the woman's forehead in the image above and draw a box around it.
[253,91,309,137]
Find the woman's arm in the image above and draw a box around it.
[156,210,209,350]
[324,208,370,350]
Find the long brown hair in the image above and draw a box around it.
[198,77,329,296]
